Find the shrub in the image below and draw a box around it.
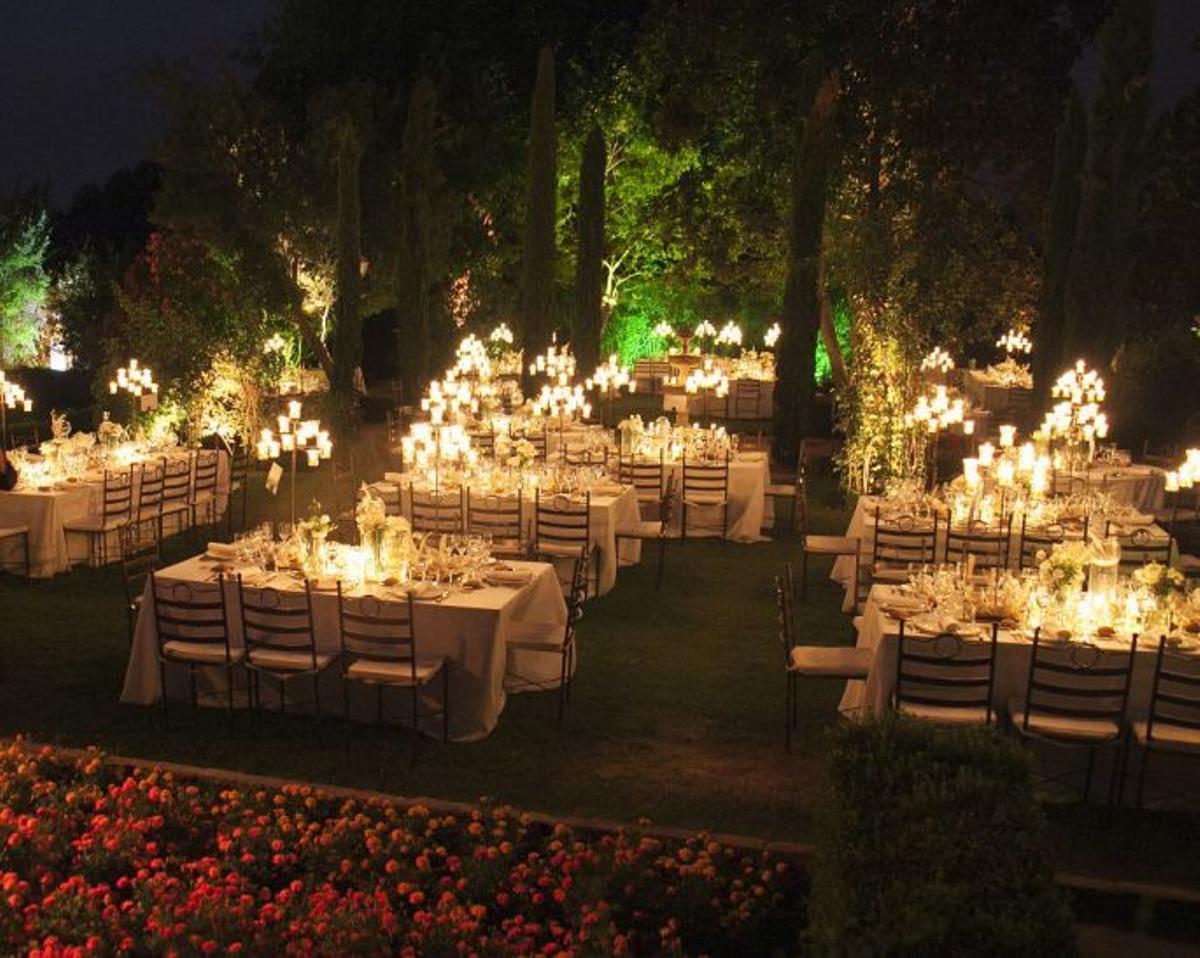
[0,740,805,956]
[808,715,1074,956]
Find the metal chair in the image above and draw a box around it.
[149,572,241,710]
[1009,629,1137,803]
[534,490,597,597]
[764,464,806,536]
[870,508,938,584]
[227,442,250,535]
[189,450,221,537]
[133,462,165,540]
[681,453,730,542]
[505,552,589,723]
[894,620,999,726]
[1105,522,1173,574]
[943,515,1013,570]
[408,485,464,534]
[617,452,666,514]
[160,455,193,538]
[63,467,134,566]
[775,568,871,750]
[336,584,450,764]
[616,473,677,591]
[465,489,525,558]
[1017,516,1088,571]
[238,577,333,716]
[1125,635,1200,808]
[730,379,761,420]
[120,518,160,642]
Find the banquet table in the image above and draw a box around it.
[373,478,643,595]
[963,369,1033,418]
[828,494,1172,613]
[1071,464,1166,513]
[838,583,1179,720]
[0,449,230,577]
[120,554,568,741]
[666,452,771,543]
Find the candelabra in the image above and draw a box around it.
[585,354,634,426]
[1041,359,1108,467]
[400,422,476,491]
[920,346,955,376]
[527,342,577,384]
[1,371,34,448]
[1165,449,1200,493]
[489,322,515,346]
[108,359,158,427]
[255,399,332,527]
[905,384,966,490]
[763,322,781,349]
[715,321,743,351]
[453,334,492,379]
[422,375,480,425]
[996,328,1033,356]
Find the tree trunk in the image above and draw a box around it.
[521,45,558,382]
[775,57,836,466]
[1034,88,1087,404]
[575,124,606,374]
[817,255,848,390]
[396,76,436,396]
[332,118,364,408]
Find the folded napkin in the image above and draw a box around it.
[405,581,443,599]
[485,568,533,586]
[205,541,238,561]
[384,471,407,484]
[590,482,624,497]
[884,595,926,612]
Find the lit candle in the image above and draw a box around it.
[306,448,320,467]
[278,414,291,433]
[282,432,296,452]
[1165,471,1180,492]
[287,399,302,420]
[963,419,975,436]
[996,460,1014,487]
[999,424,1016,448]
[1018,442,1035,473]
[978,443,995,467]
[963,458,980,490]
[109,382,118,395]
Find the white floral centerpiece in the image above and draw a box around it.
[296,505,334,575]
[618,414,644,457]
[356,484,388,580]
[507,438,537,470]
[1132,562,1186,631]
[97,413,127,449]
[1037,540,1092,600]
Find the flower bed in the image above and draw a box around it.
[0,741,805,956]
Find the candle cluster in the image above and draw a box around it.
[905,384,965,434]
[401,421,477,474]
[763,322,781,348]
[528,342,576,383]
[683,357,729,398]
[964,426,1051,499]
[530,380,592,421]
[693,320,717,339]
[919,346,955,374]
[1042,360,1108,447]
[1165,449,1200,492]
[257,399,332,467]
[996,328,1033,356]
[488,322,514,345]
[423,376,481,425]
[715,321,743,348]
[108,359,158,399]
[1,371,33,413]
[653,320,675,339]
[585,354,634,395]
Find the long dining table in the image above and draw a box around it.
[121,553,569,741]
[0,448,230,577]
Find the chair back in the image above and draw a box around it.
[944,515,1012,569]
[409,485,464,533]
[562,551,590,653]
[535,490,591,553]
[237,578,318,668]
[658,472,677,530]
[618,453,665,504]
[230,442,250,486]
[525,426,548,461]
[563,444,608,468]
[121,519,161,613]
[682,453,730,501]
[336,585,419,676]
[374,482,402,516]
[465,489,523,542]
[102,468,135,522]
[773,574,794,665]
[1017,516,1087,570]
[194,450,220,497]
[1051,471,1088,497]
[468,426,495,458]
[872,508,938,572]
[162,455,192,510]
[150,573,231,659]
[894,621,998,722]
[1106,522,1173,573]
[731,379,761,419]
[1145,635,1200,745]
[137,462,165,518]
[1020,629,1137,735]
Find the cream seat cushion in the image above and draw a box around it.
[788,645,872,677]
[347,657,444,685]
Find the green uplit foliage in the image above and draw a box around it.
[814,294,852,384]
[0,211,50,366]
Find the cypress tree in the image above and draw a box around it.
[521,45,558,374]
[1034,88,1087,403]
[574,124,606,374]
[776,54,836,466]
[1063,0,1153,366]
[332,112,364,410]
[396,76,436,394]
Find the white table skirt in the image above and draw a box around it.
[120,554,568,741]
[0,449,229,577]
[839,584,1163,720]
[666,454,770,543]
[1077,465,1166,513]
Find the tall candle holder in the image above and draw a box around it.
[0,371,33,448]
[108,359,158,428]
[585,354,633,426]
[1041,359,1108,470]
[905,384,966,490]
[255,399,332,528]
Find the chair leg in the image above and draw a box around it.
[312,673,320,719]
[800,550,809,602]
[442,667,450,742]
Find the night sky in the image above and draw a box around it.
[1,0,1197,209]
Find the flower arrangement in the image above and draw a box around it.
[1037,541,1092,599]
[96,413,128,448]
[0,741,803,955]
[1131,562,1185,601]
[919,346,955,374]
[693,319,717,339]
[49,409,71,441]
[355,484,388,540]
[507,438,537,469]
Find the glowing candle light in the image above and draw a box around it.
[978,442,995,467]
[999,424,1016,448]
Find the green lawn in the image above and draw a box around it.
[1,429,1198,890]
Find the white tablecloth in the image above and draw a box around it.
[839,583,1165,719]
[1076,465,1166,513]
[666,453,771,543]
[0,449,229,577]
[372,480,642,596]
[120,554,568,741]
[963,369,1032,417]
